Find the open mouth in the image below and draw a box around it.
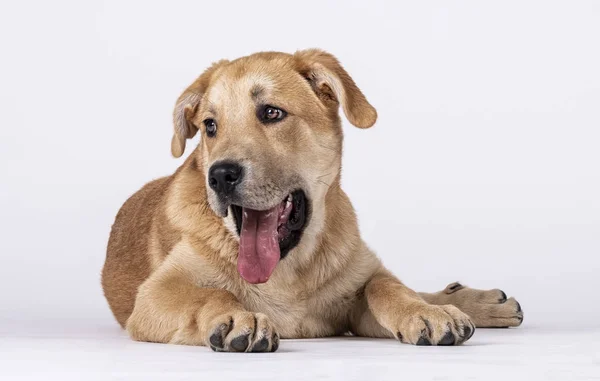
[231,190,308,284]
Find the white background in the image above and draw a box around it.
[1,1,599,379]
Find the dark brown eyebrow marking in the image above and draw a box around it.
[250,85,264,100]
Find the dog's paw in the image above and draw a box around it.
[442,282,524,328]
[207,312,279,352]
[395,304,475,346]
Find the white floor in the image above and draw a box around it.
[1,321,598,381]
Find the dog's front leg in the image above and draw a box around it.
[351,270,475,345]
[125,270,279,352]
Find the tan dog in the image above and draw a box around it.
[102,49,523,352]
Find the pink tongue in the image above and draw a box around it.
[238,205,281,284]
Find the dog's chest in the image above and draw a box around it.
[238,283,355,339]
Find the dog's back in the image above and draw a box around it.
[102,177,171,327]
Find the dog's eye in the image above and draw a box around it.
[203,119,217,137]
[259,105,287,123]
[264,107,283,120]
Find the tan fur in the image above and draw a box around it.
[419,282,523,328]
[102,49,522,351]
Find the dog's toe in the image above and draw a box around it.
[498,290,507,303]
[416,335,432,346]
[208,320,232,352]
[230,334,250,352]
[270,334,280,352]
[438,330,455,346]
[462,324,474,341]
[251,337,270,352]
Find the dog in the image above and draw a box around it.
[101,49,523,352]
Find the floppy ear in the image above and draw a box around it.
[171,60,228,158]
[294,49,377,128]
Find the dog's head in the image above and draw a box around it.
[171,50,376,284]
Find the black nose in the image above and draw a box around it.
[208,162,243,196]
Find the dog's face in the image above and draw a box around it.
[171,50,376,283]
